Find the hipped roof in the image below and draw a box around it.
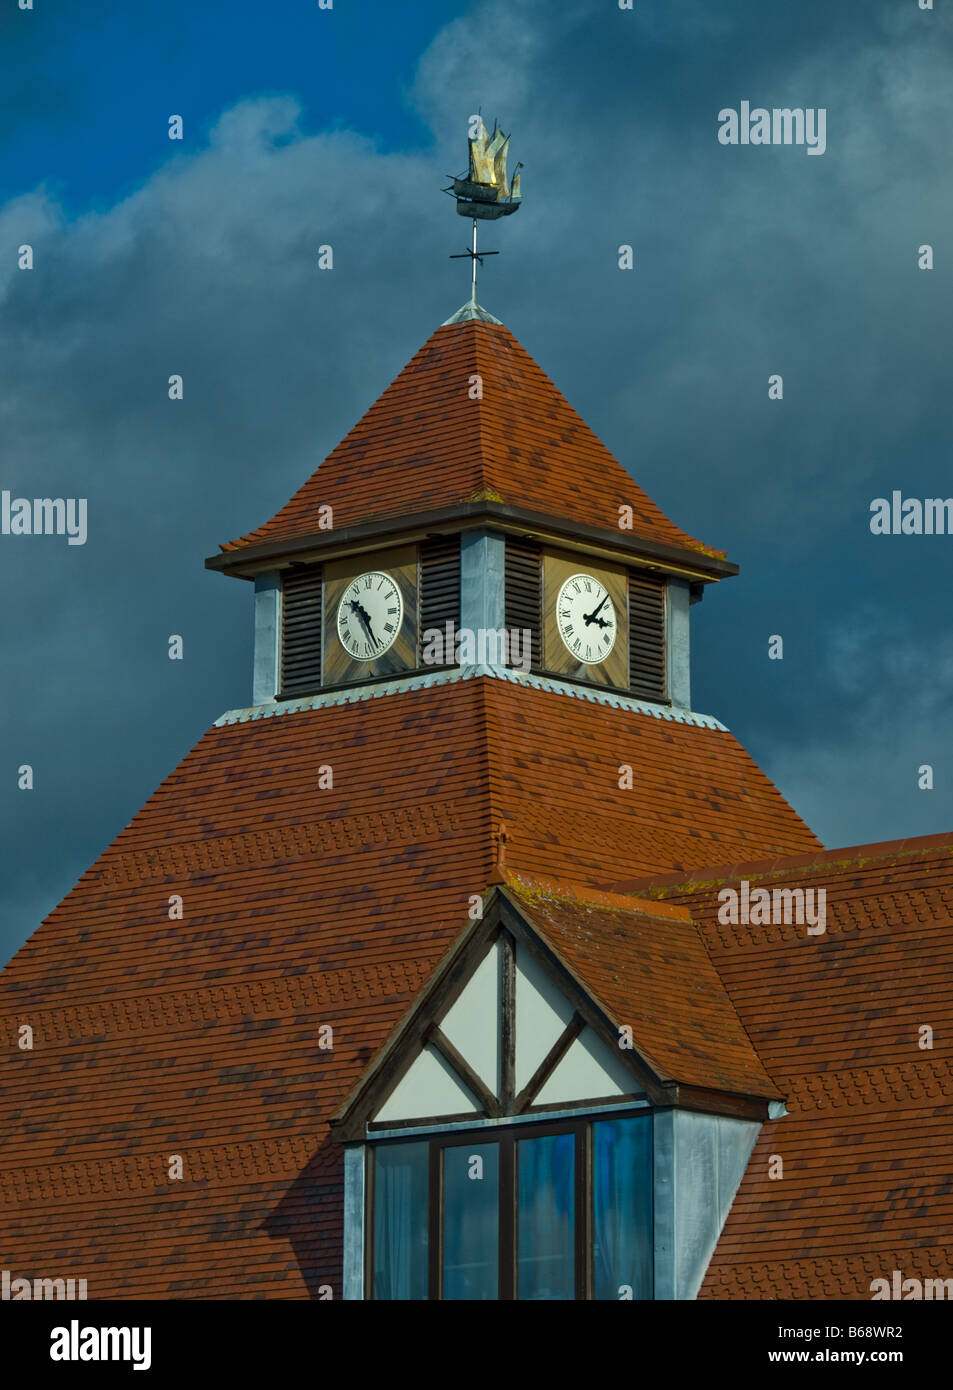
[218,317,728,574]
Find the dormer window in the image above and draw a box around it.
[333,885,775,1301]
[368,1111,653,1300]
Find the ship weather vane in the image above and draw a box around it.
[444,114,522,303]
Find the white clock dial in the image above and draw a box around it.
[555,573,617,665]
[337,570,403,660]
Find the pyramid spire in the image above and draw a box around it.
[210,316,730,583]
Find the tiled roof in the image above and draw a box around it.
[503,881,778,1099]
[632,835,953,1299]
[0,677,814,1297]
[221,318,722,560]
[484,681,819,880]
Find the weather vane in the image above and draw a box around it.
[444,115,522,303]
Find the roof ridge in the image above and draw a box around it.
[502,872,693,921]
[627,829,953,895]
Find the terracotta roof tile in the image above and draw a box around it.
[633,837,953,1298]
[503,880,778,1098]
[0,677,814,1297]
[222,319,721,560]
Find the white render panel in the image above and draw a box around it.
[440,939,501,1096]
[515,944,574,1092]
[533,1026,636,1106]
[375,1045,480,1122]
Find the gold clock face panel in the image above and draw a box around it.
[323,545,417,684]
[543,548,628,689]
[555,573,617,665]
[336,570,404,660]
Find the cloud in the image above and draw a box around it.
[768,613,953,847]
[1,0,951,964]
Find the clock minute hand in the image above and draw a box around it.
[583,593,610,625]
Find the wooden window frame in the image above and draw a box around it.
[364,1107,652,1302]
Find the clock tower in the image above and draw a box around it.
[2,116,948,1310]
[0,119,831,1303]
[207,304,734,718]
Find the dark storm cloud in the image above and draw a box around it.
[2,0,951,962]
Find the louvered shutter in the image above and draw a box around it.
[419,536,461,666]
[628,569,667,701]
[281,566,323,696]
[505,537,541,670]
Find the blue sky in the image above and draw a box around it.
[2,0,952,964]
[1,1,449,210]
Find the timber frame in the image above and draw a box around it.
[329,886,772,1144]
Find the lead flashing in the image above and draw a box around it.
[214,665,727,731]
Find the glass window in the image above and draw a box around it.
[592,1115,653,1300]
[369,1110,654,1300]
[517,1131,575,1300]
[442,1142,499,1300]
[372,1142,429,1300]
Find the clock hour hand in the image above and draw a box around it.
[349,599,380,650]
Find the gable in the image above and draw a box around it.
[371,934,644,1128]
[335,882,778,1143]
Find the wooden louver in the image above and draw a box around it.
[505,537,541,669]
[419,536,461,666]
[281,565,323,696]
[628,569,667,702]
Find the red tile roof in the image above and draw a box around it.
[484,679,820,879]
[632,835,953,1299]
[503,880,778,1099]
[221,318,723,561]
[0,676,815,1297]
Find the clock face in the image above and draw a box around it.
[336,570,404,660]
[555,573,617,665]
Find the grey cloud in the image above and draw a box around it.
[2,0,951,964]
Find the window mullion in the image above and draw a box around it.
[575,1121,591,1301]
[500,1132,516,1299]
[429,1140,442,1300]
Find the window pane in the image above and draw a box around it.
[442,1142,499,1300]
[517,1132,575,1300]
[592,1115,653,1299]
[372,1142,429,1300]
